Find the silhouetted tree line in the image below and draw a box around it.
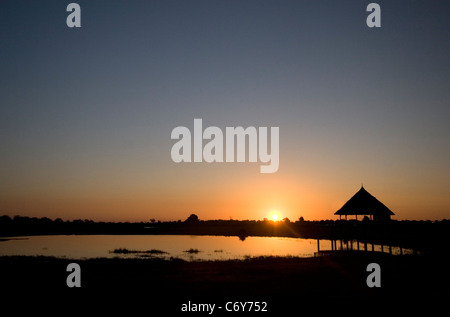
[0,215,147,236]
[1,215,448,254]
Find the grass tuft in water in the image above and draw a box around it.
[184,248,200,254]
[111,248,167,254]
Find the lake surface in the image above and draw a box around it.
[0,235,412,260]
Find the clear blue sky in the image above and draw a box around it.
[1,1,449,221]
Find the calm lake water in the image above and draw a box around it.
[0,235,412,260]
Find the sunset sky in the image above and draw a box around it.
[1,0,449,222]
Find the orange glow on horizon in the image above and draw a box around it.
[1,166,448,222]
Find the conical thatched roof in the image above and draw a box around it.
[335,186,394,219]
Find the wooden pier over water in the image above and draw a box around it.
[315,238,418,256]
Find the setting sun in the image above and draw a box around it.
[271,214,279,221]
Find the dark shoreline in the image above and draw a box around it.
[1,253,447,310]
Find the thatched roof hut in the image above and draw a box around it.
[335,186,394,221]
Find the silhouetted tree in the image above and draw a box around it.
[185,214,199,223]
